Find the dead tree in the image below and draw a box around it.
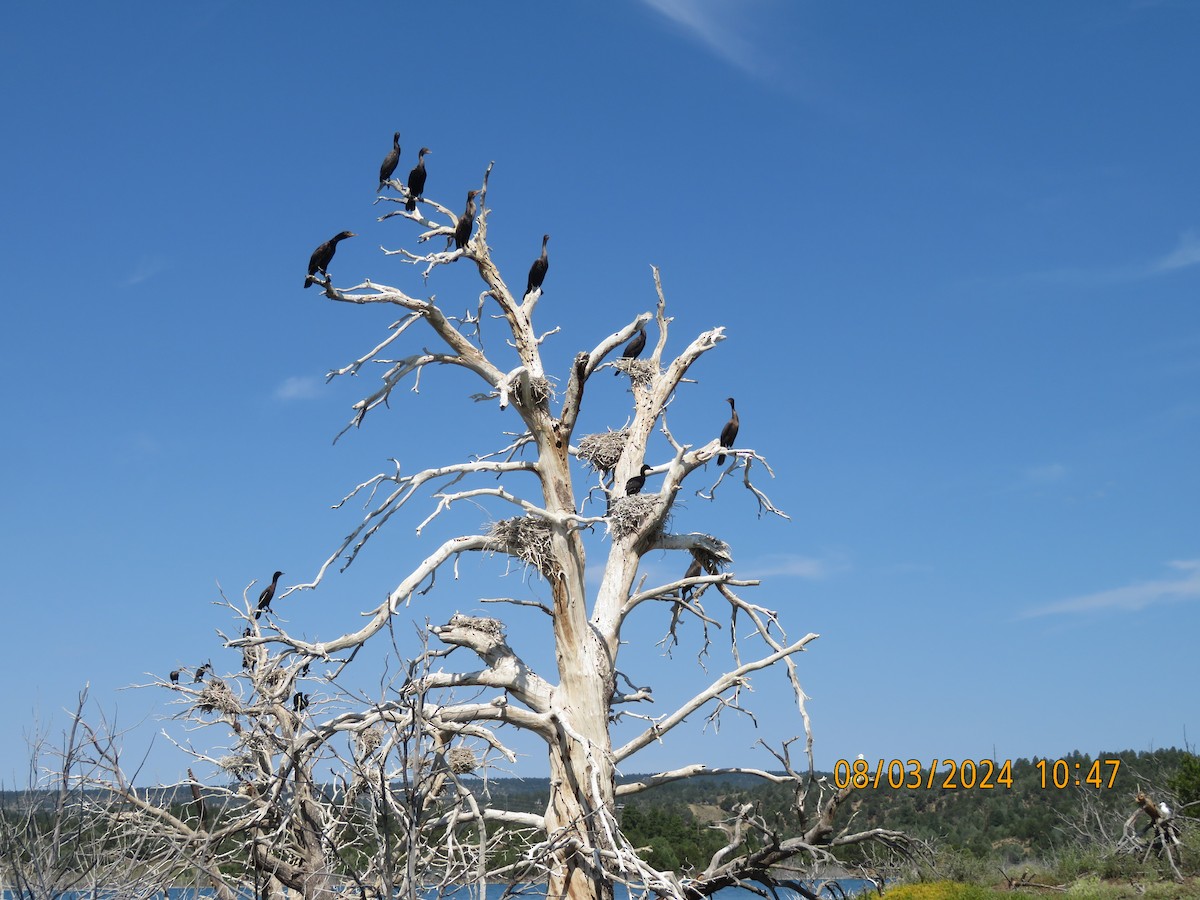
[63,154,904,900]
[1122,790,1184,881]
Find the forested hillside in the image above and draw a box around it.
[466,748,1195,870]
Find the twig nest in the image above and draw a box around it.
[526,375,552,406]
[218,753,255,777]
[446,613,505,637]
[608,494,663,541]
[578,429,629,473]
[447,746,478,774]
[196,678,240,716]
[488,516,561,579]
[355,726,384,759]
[611,357,657,386]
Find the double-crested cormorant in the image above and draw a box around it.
[255,570,284,620]
[169,669,180,684]
[193,662,212,684]
[405,147,430,212]
[524,234,549,298]
[305,232,355,288]
[625,464,653,496]
[717,397,739,465]
[378,131,401,192]
[680,557,703,602]
[292,692,309,712]
[622,323,647,360]
[454,189,479,250]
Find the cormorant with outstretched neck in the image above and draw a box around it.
[255,570,284,620]
[625,464,653,496]
[193,662,212,684]
[717,397,739,465]
[454,190,479,250]
[305,232,355,288]
[378,131,400,192]
[524,234,549,298]
[405,147,429,212]
[622,323,647,360]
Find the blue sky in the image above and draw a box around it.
[2,1,1198,786]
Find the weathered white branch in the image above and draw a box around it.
[613,635,817,762]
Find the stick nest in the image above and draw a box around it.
[611,357,657,386]
[356,726,385,759]
[577,429,629,473]
[488,516,561,579]
[608,494,664,541]
[196,678,240,716]
[527,375,552,406]
[447,746,478,774]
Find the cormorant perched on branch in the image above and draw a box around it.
[193,662,212,684]
[454,189,479,250]
[717,397,739,465]
[169,669,180,684]
[625,464,653,496]
[405,147,429,212]
[680,557,703,602]
[292,692,309,712]
[622,323,647,360]
[378,131,400,192]
[255,570,284,620]
[524,234,549,298]
[304,232,355,288]
[188,768,205,824]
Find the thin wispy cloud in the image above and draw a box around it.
[1020,559,1200,618]
[639,0,773,79]
[121,256,168,287]
[1021,463,1068,486]
[746,552,847,580]
[274,375,323,401]
[1029,228,1200,286]
[1150,229,1200,274]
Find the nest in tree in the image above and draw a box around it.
[447,746,478,775]
[611,357,657,386]
[526,375,552,406]
[488,516,561,579]
[196,678,240,716]
[355,726,384,759]
[578,429,629,473]
[447,613,506,637]
[608,494,664,541]
[218,753,256,777]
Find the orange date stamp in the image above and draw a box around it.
[833,758,1122,790]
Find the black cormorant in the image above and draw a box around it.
[193,662,212,684]
[169,669,180,684]
[680,557,703,602]
[622,323,647,360]
[255,570,284,620]
[524,234,549,298]
[305,232,355,288]
[625,464,653,496]
[405,147,430,212]
[292,692,310,712]
[717,397,739,465]
[454,190,479,250]
[378,131,401,192]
